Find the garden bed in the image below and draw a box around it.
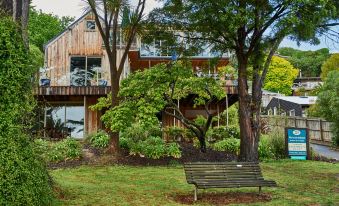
[48,142,238,169]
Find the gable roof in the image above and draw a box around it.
[273,96,317,105]
[44,10,104,50]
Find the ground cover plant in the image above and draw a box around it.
[34,138,82,163]
[51,160,338,205]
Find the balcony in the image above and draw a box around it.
[35,86,112,96]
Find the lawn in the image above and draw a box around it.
[51,160,338,206]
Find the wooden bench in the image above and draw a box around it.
[184,162,277,201]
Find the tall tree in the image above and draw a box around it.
[149,0,338,161]
[28,7,74,51]
[278,47,330,77]
[0,0,30,48]
[86,0,146,153]
[264,56,299,95]
[320,53,339,79]
[92,62,225,152]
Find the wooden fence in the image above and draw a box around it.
[261,115,333,145]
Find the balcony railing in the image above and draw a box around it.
[35,86,112,96]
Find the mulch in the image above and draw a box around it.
[47,142,337,169]
[171,192,272,205]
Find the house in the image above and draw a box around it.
[265,96,317,117]
[292,77,323,95]
[35,11,238,139]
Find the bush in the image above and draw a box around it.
[212,138,240,154]
[164,126,185,141]
[121,123,162,142]
[207,126,240,142]
[258,135,274,160]
[0,17,53,205]
[34,138,82,163]
[88,130,110,148]
[122,136,181,159]
[269,130,286,159]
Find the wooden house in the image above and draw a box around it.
[35,11,238,139]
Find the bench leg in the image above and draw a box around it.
[194,186,198,201]
[258,186,262,194]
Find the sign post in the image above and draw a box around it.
[285,128,310,160]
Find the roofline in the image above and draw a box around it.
[44,10,101,51]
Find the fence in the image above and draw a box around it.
[261,115,333,145]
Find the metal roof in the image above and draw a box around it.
[273,96,317,105]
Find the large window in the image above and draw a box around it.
[70,57,102,86]
[140,38,223,58]
[44,105,84,139]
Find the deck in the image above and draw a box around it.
[35,86,238,96]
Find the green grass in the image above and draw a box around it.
[51,160,339,206]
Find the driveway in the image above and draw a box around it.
[310,143,339,160]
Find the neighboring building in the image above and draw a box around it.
[35,11,238,139]
[292,77,323,95]
[266,96,317,117]
[261,89,284,108]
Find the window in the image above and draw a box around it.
[44,105,84,139]
[289,109,295,116]
[70,57,102,86]
[86,20,96,31]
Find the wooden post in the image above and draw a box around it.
[194,186,198,201]
[294,117,297,128]
[320,119,324,142]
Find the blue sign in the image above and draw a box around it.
[286,128,309,160]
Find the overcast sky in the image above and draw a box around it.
[31,0,338,53]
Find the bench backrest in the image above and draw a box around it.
[184,162,264,184]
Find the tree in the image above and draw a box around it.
[86,0,146,153]
[0,16,53,205]
[320,53,339,79]
[264,56,299,95]
[316,71,339,146]
[92,62,226,152]
[0,0,30,48]
[28,7,75,51]
[149,0,338,161]
[278,47,330,77]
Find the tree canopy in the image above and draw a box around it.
[320,53,339,79]
[148,0,338,161]
[264,56,299,95]
[316,71,339,146]
[28,7,74,51]
[0,16,52,205]
[278,47,330,77]
[92,61,226,152]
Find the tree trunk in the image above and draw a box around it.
[237,60,259,162]
[21,0,29,49]
[106,73,120,154]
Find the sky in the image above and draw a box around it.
[31,0,338,53]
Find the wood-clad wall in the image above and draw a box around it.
[44,12,129,86]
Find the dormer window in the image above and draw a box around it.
[86,20,96,31]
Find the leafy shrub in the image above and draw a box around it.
[88,130,110,148]
[212,138,240,154]
[0,17,53,205]
[122,136,181,159]
[269,130,286,159]
[34,138,82,162]
[121,123,162,142]
[165,126,185,141]
[258,136,274,160]
[119,137,130,150]
[207,126,240,141]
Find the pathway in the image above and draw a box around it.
[310,143,339,160]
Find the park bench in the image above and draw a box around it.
[184,162,277,201]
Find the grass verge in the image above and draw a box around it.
[51,160,338,206]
